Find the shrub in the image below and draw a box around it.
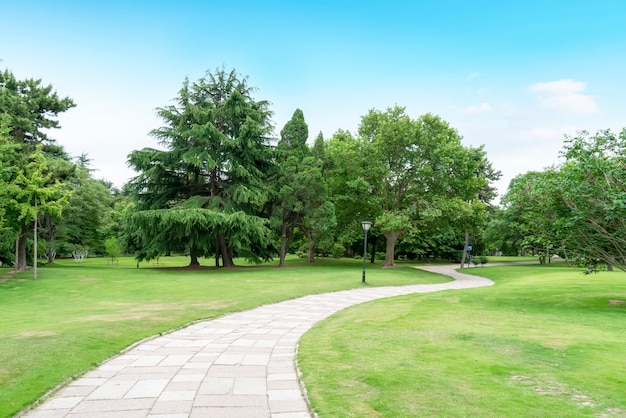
[330,243,345,259]
[105,237,121,262]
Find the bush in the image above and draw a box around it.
[105,237,121,262]
[330,243,345,259]
[376,252,386,261]
[479,256,489,266]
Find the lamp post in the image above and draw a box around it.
[361,221,372,283]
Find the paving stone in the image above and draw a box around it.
[124,379,170,399]
[189,406,270,417]
[87,380,135,400]
[197,377,234,395]
[232,377,266,395]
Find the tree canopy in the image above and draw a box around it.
[499,129,626,271]
[0,70,75,270]
[126,67,275,267]
[325,106,498,267]
[1,65,509,270]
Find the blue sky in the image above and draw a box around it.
[2,0,625,200]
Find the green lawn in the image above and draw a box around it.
[486,255,539,263]
[0,255,447,418]
[298,263,626,417]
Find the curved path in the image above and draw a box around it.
[24,264,493,418]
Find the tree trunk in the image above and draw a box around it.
[45,215,57,264]
[215,236,220,267]
[34,205,38,280]
[307,238,315,263]
[382,230,402,268]
[460,230,469,269]
[279,222,288,268]
[189,250,200,266]
[227,246,234,267]
[14,234,19,276]
[218,233,234,268]
[369,234,376,264]
[46,248,55,264]
[17,224,29,272]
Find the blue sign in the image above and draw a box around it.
[466,246,472,251]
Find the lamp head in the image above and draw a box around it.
[361,221,372,232]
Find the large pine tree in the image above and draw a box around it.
[126,68,274,267]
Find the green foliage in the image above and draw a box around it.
[325,130,378,251]
[126,67,274,266]
[271,111,335,266]
[49,167,113,257]
[557,129,626,270]
[0,69,75,270]
[329,242,345,258]
[129,208,272,264]
[279,108,309,155]
[104,237,121,261]
[0,69,75,146]
[311,131,325,161]
[327,107,499,267]
[501,129,626,271]
[485,207,524,256]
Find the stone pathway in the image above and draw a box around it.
[23,264,493,418]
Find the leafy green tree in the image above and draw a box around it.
[126,67,274,267]
[557,129,626,270]
[271,110,336,265]
[499,129,626,270]
[484,207,524,256]
[47,168,113,260]
[104,236,121,262]
[358,108,494,267]
[0,119,13,228]
[8,146,70,276]
[455,146,501,267]
[0,120,17,264]
[325,129,378,256]
[501,169,567,262]
[0,69,75,269]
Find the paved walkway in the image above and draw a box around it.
[24,264,493,418]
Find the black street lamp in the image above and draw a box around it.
[361,221,372,283]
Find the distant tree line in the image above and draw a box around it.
[0,66,514,271]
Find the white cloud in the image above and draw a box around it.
[528,79,598,114]
[459,102,492,114]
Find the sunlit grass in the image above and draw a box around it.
[0,255,446,417]
[484,255,539,263]
[298,263,626,417]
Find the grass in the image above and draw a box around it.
[298,263,626,417]
[0,255,447,418]
[486,255,539,263]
